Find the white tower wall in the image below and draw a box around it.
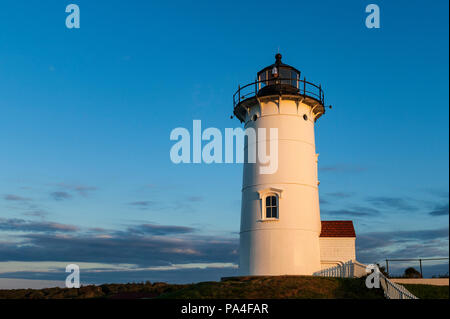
[239,98,322,276]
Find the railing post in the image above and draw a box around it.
[303,77,306,96]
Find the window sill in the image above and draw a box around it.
[257,218,279,222]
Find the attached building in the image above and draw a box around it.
[319,221,356,270]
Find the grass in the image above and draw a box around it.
[402,284,449,299]
[0,276,385,299]
[157,276,385,299]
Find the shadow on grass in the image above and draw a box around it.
[157,276,385,299]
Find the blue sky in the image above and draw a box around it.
[0,0,448,286]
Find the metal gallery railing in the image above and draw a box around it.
[233,77,325,109]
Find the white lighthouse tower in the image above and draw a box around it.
[233,54,327,276]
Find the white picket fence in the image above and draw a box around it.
[313,261,356,278]
[378,271,418,299]
[313,261,418,299]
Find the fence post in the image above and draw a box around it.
[386,259,389,277]
[419,259,423,278]
[385,278,389,298]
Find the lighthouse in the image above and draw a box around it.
[233,54,356,276]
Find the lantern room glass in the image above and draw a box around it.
[258,67,299,90]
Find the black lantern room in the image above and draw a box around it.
[233,54,326,123]
[256,53,301,96]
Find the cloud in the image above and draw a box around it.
[50,191,72,201]
[429,203,449,216]
[23,210,49,218]
[356,227,449,263]
[0,232,238,267]
[319,164,367,173]
[73,186,97,197]
[0,219,238,270]
[56,183,97,197]
[0,261,237,275]
[360,228,449,245]
[326,192,353,198]
[128,201,157,209]
[367,196,416,211]
[0,218,78,233]
[322,206,380,217]
[187,196,203,202]
[128,197,201,212]
[4,194,31,202]
[0,267,240,285]
[320,192,354,205]
[127,224,195,236]
[322,209,374,217]
[423,188,449,199]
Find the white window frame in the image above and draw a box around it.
[257,187,283,221]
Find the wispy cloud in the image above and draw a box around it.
[320,164,367,173]
[23,210,49,218]
[4,194,31,202]
[0,219,238,269]
[0,261,237,275]
[0,218,78,233]
[50,191,72,201]
[367,196,416,211]
[126,224,195,236]
[187,196,203,202]
[326,192,354,198]
[356,227,449,263]
[429,203,449,216]
[56,183,97,197]
[322,206,380,218]
[128,201,157,210]
[322,210,374,217]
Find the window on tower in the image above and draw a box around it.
[265,195,278,219]
[257,188,282,221]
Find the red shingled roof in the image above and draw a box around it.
[320,221,356,237]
